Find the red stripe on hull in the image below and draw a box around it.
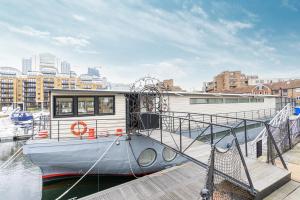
[42,172,153,182]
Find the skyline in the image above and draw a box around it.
[1,1,300,90]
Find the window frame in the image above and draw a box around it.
[77,96,96,116]
[53,96,75,118]
[53,95,115,118]
[98,96,115,115]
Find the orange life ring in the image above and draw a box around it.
[70,121,88,136]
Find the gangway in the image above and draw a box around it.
[131,106,296,199]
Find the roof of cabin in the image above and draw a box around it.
[50,88,278,98]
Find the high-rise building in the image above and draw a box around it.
[88,67,100,77]
[61,61,71,74]
[22,58,32,75]
[38,53,59,74]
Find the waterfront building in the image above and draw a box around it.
[22,58,32,75]
[88,67,100,77]
[0,67,22,109]
[0,70,104,110]
[61,61,71,74]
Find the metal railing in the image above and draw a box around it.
[30,116,126,141]
[131,106,297,198]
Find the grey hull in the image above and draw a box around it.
[23,135,187,181]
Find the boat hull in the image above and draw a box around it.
[23,135,187,182]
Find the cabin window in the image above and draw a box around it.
[190,97,264,104]
[55,97,73,116]
[78,97,95,115]
[190,98,207,104]
[208,98,223,104]
[224,98,238,103]
[98,96,114,114]
[238,98,250,103]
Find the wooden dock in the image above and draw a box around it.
[80,130,291,200]
[80,162,207,200]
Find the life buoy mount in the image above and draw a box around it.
[70,121,88,136]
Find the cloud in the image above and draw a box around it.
[72,14,86,22]
[219,19,253,34]
[141,59,188,80]
[0,1,299,90]
[282,0,300,11]
[191,5,208,18]
[5,24,50,38]
[52,36,90,47]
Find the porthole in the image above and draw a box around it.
[162,147,177,162]
[137,148,157,167]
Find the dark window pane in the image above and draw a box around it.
[78,97,94,115]
[55,97,73,116]
[99,97,114,114]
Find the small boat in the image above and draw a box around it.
[10,111,33,125]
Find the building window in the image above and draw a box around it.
[55,97,73,116]
[98,96,114,114]
[78,97,95,115]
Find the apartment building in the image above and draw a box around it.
[205,71,248,92]
[0,71,104,110]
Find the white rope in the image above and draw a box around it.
[126,140,139,179]
[0,147,23,169]
[0,131,38,169]
[55,136,120,200]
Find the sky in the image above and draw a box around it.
[0,0,300,90]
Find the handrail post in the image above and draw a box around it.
[49,120,52,139]
[265,123,288,169]
[32,119,34,138]
[57,120,60,142]
[244,119,248,157]
[210,115,213,146]
[160,115,163,143]
[231,128,255,194]
[179,118,182,152]
[188,113,191,138]
[79,120,82,140]
[287,118,292,149]
[172,112,175,132]
[96,120,98,139]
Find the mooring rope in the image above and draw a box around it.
[126,140,139,179]
[0,146,23,169]
[55,136,120,200]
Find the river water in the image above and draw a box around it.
[0,117,134,200]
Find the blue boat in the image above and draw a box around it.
[10,112,33,125]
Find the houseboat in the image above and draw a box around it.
[23,88,280,182]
